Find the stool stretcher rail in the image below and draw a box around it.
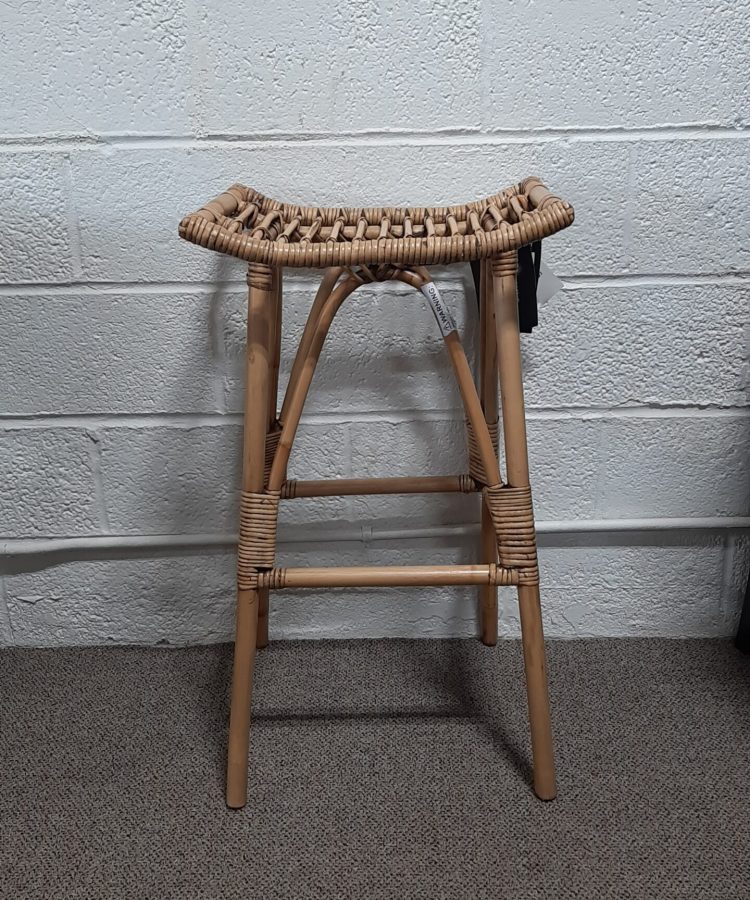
[255,564,519,590]
[280,475,477,498]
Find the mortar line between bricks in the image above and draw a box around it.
[562,273,750,287]
[0,124,748,150]
[1,406,748,430]
[0,278,466,296]
[1,273,748,296]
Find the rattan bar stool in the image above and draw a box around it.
[179,177,575,808]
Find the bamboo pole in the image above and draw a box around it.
[492,251,556,801]
[393,266,501,489]
[258,564,501,589]
[256,267,282,651]
[517,584,556,799]
[281,475,475,498]
[443,330,502,487]
[268,275,361,492]
[226,262,272,810]
[267,266,283,418]
[479,259,500,645]
[279,267,344,425]
[494,256,529,486]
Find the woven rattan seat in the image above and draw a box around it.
[179,175,574,809]
[179,176,574,270]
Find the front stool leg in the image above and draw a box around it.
[478,259,500,645]
[227,262,275,809]
[492,252,557,801]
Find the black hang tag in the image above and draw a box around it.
[469,242,542,334]
[470,259,482,310]
[517,241,541,334]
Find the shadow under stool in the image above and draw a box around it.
[179,177,575,808]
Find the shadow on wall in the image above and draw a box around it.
[109,253,240,538]
[105,260,487,543]
[217,263,483,529]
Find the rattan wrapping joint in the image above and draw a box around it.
[490,252,518,277]
[280,479,298,499]
[264,422,282,486]
[237,490,281,590]
[257,569,287,590]
[246,262,274,290]
[457,474,476,493]
[488,563,520,586]
[483,484,539,586]
[467,419,499,485]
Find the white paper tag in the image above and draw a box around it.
[536,262,564,305]
[420,281,457,337]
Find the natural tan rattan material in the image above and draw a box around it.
[178,176,574,811]
[179,177,573,269]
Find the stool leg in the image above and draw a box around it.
[257,267,282,650]
[492,252,557,801]
[256,585,269,654]
[227,262,273,809]
[478,259,499,645]
[227,586,260,808]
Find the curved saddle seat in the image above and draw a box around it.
[179,176,574,269]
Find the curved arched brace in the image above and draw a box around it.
[268,273,362,491]
[268,265,503,493]
[393,269,503,488]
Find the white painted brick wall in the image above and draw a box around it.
[0,429,102,536]
[0,154,74,282]
[0,1,748,646]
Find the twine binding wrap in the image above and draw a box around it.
[280,479,298,499]
[457,474,476,494]
[264,423,282,487]
[237,490,281,590]
[483,484,539,585]
[257,569,287,590]
[467,419,499,486]
[488,563,519,586]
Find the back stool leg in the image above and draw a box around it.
[227,263,274,809]
[257,267,283,650]
[492,252,557,801]
[478,259,499,645]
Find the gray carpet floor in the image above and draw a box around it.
[1,638,749,900]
